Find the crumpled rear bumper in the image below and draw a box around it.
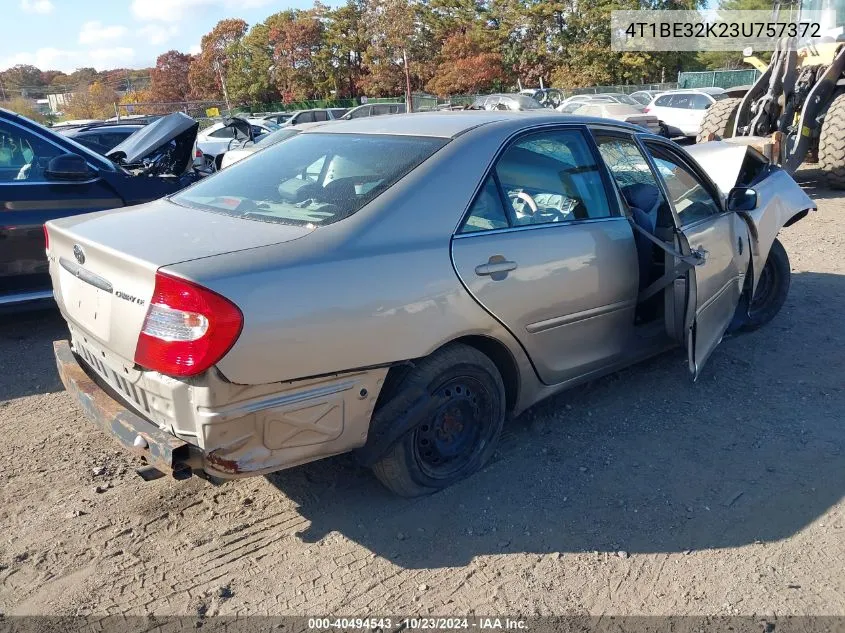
[54,339,197,477]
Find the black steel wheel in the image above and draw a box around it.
[743,238,791,331]
[371,344,506,497]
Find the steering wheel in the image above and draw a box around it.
[509,190,539,215]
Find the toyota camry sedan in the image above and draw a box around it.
[46,112,815,496]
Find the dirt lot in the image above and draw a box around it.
[1,168,844,618]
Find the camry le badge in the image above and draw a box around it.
[73,244,85,265]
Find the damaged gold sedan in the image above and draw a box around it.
[47,112,814,496]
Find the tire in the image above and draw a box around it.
[742,238,791,331]
[371,344,506,497]
[696,97,742,144]
[819,93,845,189]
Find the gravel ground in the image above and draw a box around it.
[0,167,844,618]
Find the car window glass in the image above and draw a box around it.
[349,106,370,118]
[593,134,668,213]
[655,95,672,107]
[172,133,446,227]
[459,176,510,233]
[690,94,712,110]
[495,130,611,225]
[670,94,693,109]
[313,111,329,121]
[300,112,316,123]
[209,126,235,138]
[373,105,391,115]
[646,144,721,225]
[0,120,63,182]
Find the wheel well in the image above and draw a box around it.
[376,336,521,415]
[455,335,519,412]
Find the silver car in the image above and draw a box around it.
[47,112,815,496]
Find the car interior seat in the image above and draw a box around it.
[621,183,662,290]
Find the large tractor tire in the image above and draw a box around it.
[696,97,742,144]
[819,93,845,189]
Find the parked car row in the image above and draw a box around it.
[554,87,729,139]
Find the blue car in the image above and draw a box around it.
[0,109,200,308]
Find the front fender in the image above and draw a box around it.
[742,168,815,293]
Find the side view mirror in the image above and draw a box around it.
[727,187,758,211]
[45,154,96,181]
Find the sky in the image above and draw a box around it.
[0,0,330,73]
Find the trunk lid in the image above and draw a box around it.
[47,198,312,361]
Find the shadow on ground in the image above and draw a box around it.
[266,270,845,568]
[0,306,66,401]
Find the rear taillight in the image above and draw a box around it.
[43,224,50,253]
[643,106,651,113]
[134,271,243,377]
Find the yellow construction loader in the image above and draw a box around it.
[697,0,845,187]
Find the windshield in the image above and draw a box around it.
[171,133,447,226]
[613,95,639,106]
[711,93,729,101]
[514,95,544,109]
[256,127,300,146]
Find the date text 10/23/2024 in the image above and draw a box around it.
[307,618,528,630]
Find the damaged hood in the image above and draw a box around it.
[107,112,198,165]
[684,141,752,194]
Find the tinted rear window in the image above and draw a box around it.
[171,133,447,227]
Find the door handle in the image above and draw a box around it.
[475,258,518,277]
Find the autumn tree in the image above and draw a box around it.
[151,50,194,102]
[64,81,118,119]
[0,64,46,98]
[360,0,421,96]
[265,8,326,101]
[426,30,503,96]
[1,96,46,122]
[119,89,155,115]
[189,18,248,101]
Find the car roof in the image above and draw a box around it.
[300,110,646,139]
[659,88,724,96]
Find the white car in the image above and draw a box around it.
[196,118,280,162]
[644,88,728,138]
[219,121,333,169]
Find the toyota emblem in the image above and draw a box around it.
[73,244,86,265]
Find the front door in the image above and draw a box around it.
[450,127,639,385]
[643,141,750,378]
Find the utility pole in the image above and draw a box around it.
[214,58,232,115]
[403,49,413,113]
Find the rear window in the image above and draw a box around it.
[655,95,672,106]
[171,133,447,226]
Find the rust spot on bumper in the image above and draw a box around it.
[53,339,193,477]
[204,451,242,475]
